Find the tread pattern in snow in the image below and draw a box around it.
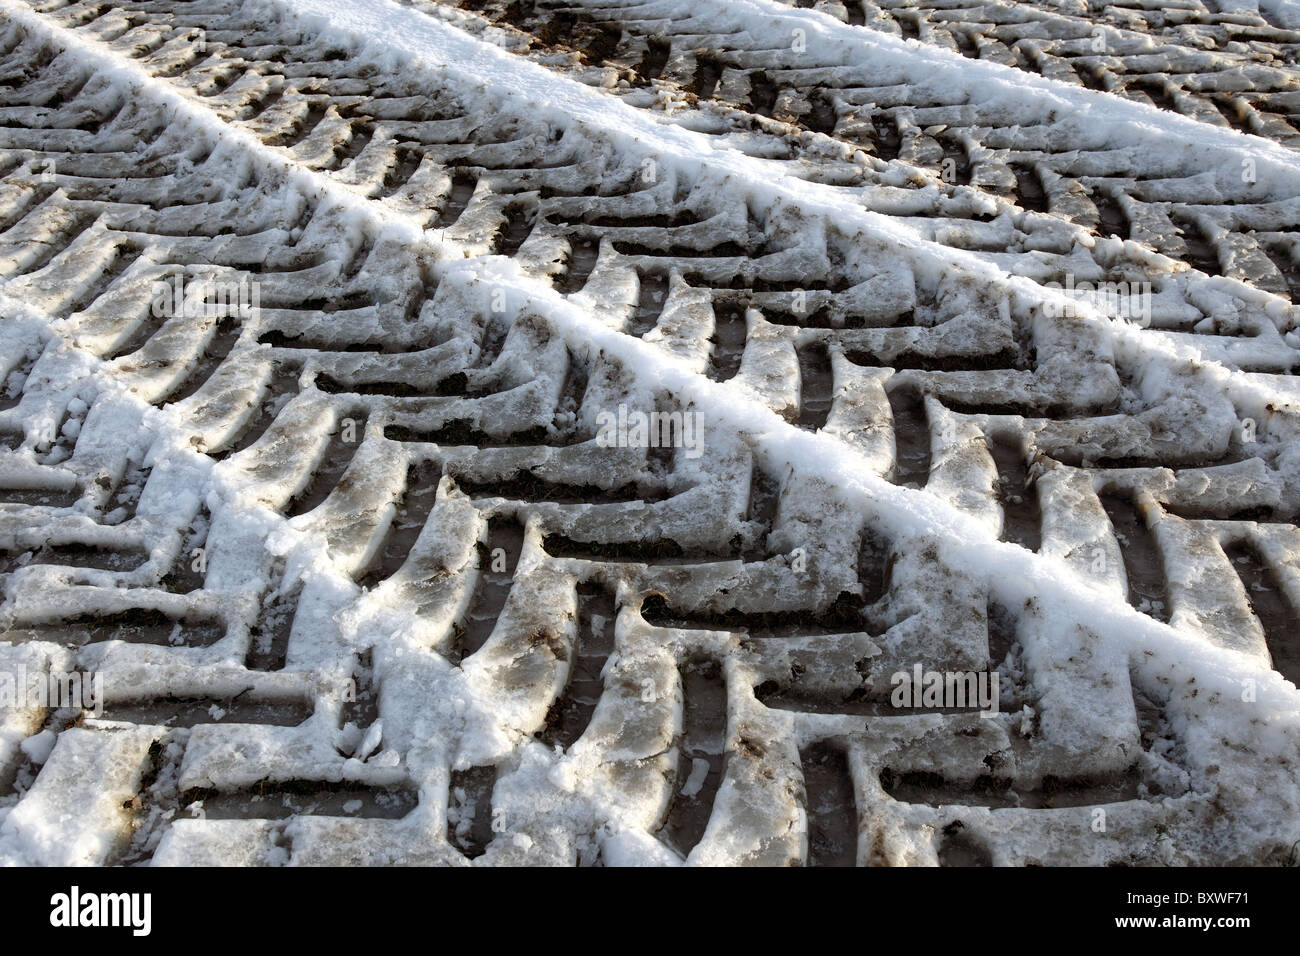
[443,0,1300,302]
[0,0,1297,866]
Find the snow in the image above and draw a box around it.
[0,0,1296,866]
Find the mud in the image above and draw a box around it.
[186,782,417,820]
[881,766,1144,810]
[800,743,858,867]
[457,517,524,661]
[657,656,726,858]
[359,461,441,588]
[886,383,931,488]
[988,434,1041,551]
[447,764,497,858]
[1100,494,1170,622]
[539,583,616,750]
[1225,540,1300,684]
[284,412,368,518]
[795,341,833,431]
[103,698,312,727]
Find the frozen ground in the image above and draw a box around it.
[0,0,1298,865]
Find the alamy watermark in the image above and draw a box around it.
[1042,274,1152,327]
[0,667,103,717]
[595,403,704,459]
[890,664,1000,718]
[150,273,261,320]
[50,886,150,936]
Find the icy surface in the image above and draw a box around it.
[0,0,1296,866]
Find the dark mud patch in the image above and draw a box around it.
[211,363,299,459]
[938,820,992,866]
[988,433,1041,551]
[434,171,477,230]
[102,697,312,727]
[359,461,440,588]
[800,742,858,866]
[1100,494,1169,622]
[558,237,599,294]
[1224,540,1299,684]
[284,413,368,518]
[456,518,524,662]
[183,781,416,820]
[886,383,930,488]
[639,591,866,636]
[448,764,497,858]
[658,657,727,858]
[882,766,1143,810]
[795,341,833,431]
[2,610,224,648]
[707,303,746,382]
[539,583,616,750]
[30,544,147,571]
